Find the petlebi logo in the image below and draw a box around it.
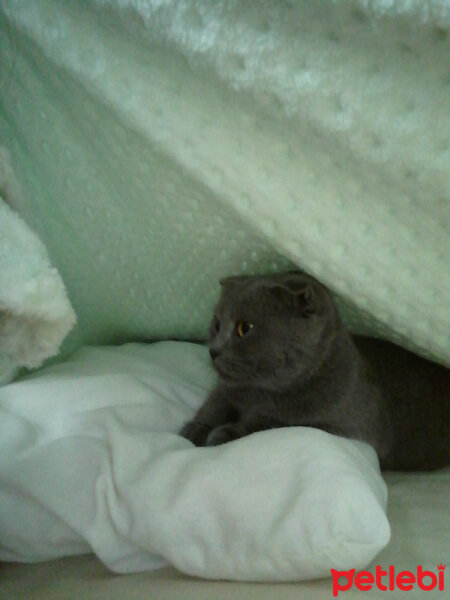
[330,564,446,597]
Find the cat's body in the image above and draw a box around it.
[180,272,449,471]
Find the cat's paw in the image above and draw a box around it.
[205,423,240,446]
[179,421,211,446]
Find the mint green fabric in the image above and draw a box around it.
[1,1,448,365]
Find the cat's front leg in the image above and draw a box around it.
[179,421,214,446]
[179,386,237,447]
[205,423,243,446]
[206,413,281,446]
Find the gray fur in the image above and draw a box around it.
[180,272,449,471]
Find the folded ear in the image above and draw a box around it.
[219,275,252,287]
[268,278,317,316]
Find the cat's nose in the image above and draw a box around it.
[209,348,220,361]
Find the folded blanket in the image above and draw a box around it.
[0,155,76,384]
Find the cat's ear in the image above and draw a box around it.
[268,279,317,316]
[219,275,252,287]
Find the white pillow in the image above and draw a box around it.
[0,342,390,580]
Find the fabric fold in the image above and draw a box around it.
[0,342,390,580]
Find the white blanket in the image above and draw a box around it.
[1,1,448,366]
[0,341,391,581]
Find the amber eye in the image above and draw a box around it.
[236,321,253,338]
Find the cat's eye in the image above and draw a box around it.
[213,317,221,333]
[236,321,253,338]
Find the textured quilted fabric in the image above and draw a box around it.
[0,0,448,364]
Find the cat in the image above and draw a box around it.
[179,271,449,471]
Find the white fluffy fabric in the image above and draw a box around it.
[0,156,76,384]
[0,341,391,580]
[0,1,448,364]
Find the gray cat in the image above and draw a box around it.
[180,272,449,471]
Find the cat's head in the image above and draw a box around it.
[208,271,341,389]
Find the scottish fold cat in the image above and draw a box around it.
[180,272,449,471]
